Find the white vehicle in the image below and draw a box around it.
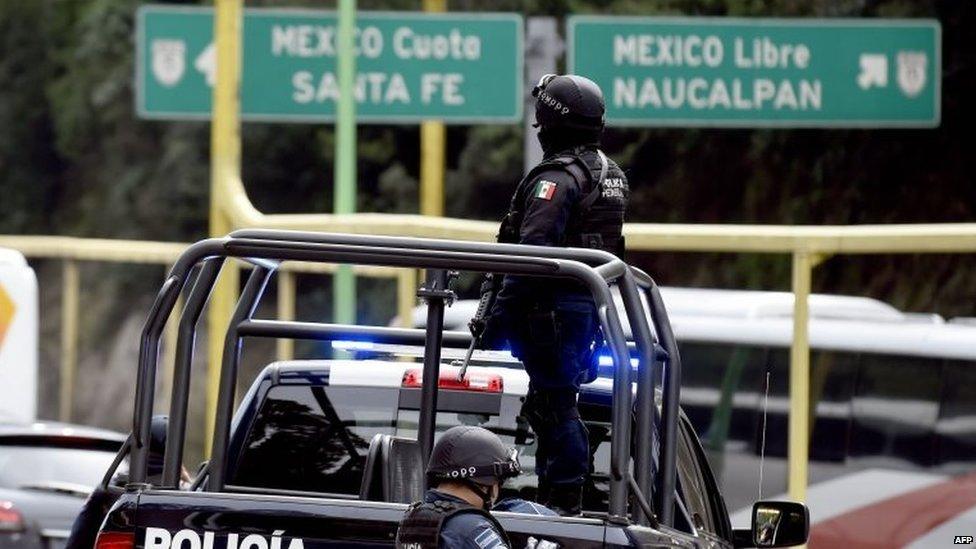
[0,248,38,422]
[413,287,976,548]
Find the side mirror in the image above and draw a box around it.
[751,500,809,547]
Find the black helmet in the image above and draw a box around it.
[427,426,520,499]
[532,74,605,132]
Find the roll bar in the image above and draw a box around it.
[631,267,681,526]
[134,230,680,525]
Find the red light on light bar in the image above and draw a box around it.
[95,531,135,549]
[402,368,503,393]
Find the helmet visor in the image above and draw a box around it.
[494,447,521,480]
[531,75,554,128]
[531,73,557,98]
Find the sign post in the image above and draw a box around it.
[137,6,523,123]
[569,17,940,127]
[334,0,357,326]
[421,0,447,218]
[206,0,242,452]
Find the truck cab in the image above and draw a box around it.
[89,230,808,548]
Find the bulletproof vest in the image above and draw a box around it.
[395,499,511,549]
[499,147,629,258]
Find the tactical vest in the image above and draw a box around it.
[499,147,629,258]
[395,499,511,549]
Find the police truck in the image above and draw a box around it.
[87,231,808,548]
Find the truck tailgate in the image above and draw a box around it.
[120,489,614,548]
[134,490,403,547]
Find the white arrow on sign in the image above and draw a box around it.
[194,42,216,87]
[857,53,888,90]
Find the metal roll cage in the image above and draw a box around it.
[132,230,682,527]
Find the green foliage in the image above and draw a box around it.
[446,125,523,219]
[0,1,66,234]
[0,0,210,241]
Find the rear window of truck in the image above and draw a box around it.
[228,379,667,516]
[230,384,396,495]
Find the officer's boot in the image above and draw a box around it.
[546,483,583,517]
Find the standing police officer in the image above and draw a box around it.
[396,426,520,549]
[485,74,629,516]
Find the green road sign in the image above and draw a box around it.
[568,17,940,127]
[137,6,522,123]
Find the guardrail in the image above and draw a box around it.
[0,235,416,425]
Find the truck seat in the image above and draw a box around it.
[359,433,424,504]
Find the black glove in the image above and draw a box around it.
[468,315,488,340]
[469,274,502,349]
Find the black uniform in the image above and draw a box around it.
[488,74,629,515]
[493,145,628,301]
[396,492,559,549]
[397,490,511,549]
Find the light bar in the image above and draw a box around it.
[402,367,503,393]
[330,340,376,351]
[597,355,640,368]
[330,340,521,365]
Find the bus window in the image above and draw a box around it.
[757,349,790,460]
[678,342,773,452]
[678,344,860,511]
[808,350,857,462]
[851,354,941,467]
[678,342,778,512]
[936,359,976,471]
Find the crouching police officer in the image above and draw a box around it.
[483,74,629,516]
[396,426,520,549]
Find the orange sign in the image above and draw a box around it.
[0,283,14,349]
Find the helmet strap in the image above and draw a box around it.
[538,127,600,158]
[463,479,494,510]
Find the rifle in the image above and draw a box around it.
[456,210,517,381]
[456,273,502,381]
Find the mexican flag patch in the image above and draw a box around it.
[534,180,557,200]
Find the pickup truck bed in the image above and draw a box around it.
[98,360,730,548]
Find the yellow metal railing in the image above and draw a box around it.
[200,194,976,505]
[5,223,976,503]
